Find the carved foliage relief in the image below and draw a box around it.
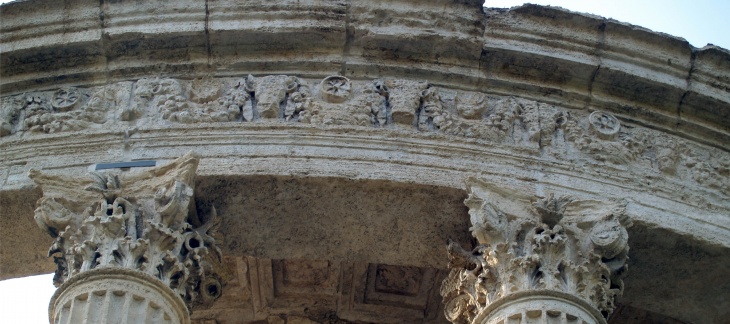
[29,153,227,308]
[1,75,727,197]
[441,178,631,323]
[0,87,108,134]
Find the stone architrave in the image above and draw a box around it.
[30,152,227,324]
[441,177,631,324]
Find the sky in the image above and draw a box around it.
[0,0,727,48]
[0,273,56,323]
[0,1,728,323]
[487,0,729,49]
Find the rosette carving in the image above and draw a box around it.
[320,75,352,103]
[442,178,631,324]
[51,88,81,112]
[30,152,227,308]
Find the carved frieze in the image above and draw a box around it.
[0,87,109,135]
[563,111,647,164]
[441,178,631,324]
[308,79,385,127]
[50,88,81,112]
[588,111,621,140]
[0,96,21,136]
[218,78,253,122]
[245,74,309,120]
[319,75,352,103]
[454,92,487,120]
[129,78,238,124]
[30,152,227,308]
[385,79,429,126]
[368,80,390,127]
[418,86,446,132]
[1,75,728,199]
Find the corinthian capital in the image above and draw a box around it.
[30,152,226,311]
[442,177,631,324]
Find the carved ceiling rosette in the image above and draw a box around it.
[30,152,227,323]
[442,177,631,324]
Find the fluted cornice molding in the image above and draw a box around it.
[30,152,227,310]
[442,177,631,324]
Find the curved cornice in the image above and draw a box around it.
[2,3,729,322]
[2,1,728,149]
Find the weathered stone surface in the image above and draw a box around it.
[50,268,190,324]
[195,176,470,269]
[1,1,729,323]
[0,187,53,280]
[190,256,448,323]
[481,5,730,148]
[2,77,727,240]
[3,1,726,146]
[623,224,730,323]
[28,153,230,323]
[207,0,348,76]
[442,179,630,324]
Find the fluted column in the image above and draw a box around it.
[441,178,631,324]
[30,152,227,324]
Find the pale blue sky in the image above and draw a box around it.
[0,1,727,324]
[1,0,727,48]
[488,0,729,49]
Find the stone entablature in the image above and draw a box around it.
[1,1,728,148]
[1,1,729,323]
[1,75,727,247]
[2,76,728,198]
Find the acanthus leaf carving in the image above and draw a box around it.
[442,178,631,323]
[29,152,228,308]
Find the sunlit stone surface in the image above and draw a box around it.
[1,1,728,323]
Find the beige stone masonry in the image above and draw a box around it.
[441,178,630,324]
[50,268,189,324]
[30,152,228,323]
[1,1,729,323]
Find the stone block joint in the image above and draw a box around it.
[441,177,631,324]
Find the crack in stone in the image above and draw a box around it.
[98,0,110,87]
[204,0,212,68]
[340,1,353,77]
[586,20,607,110]
[677,50,698,127]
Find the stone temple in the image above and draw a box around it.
[1,1,729,323]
